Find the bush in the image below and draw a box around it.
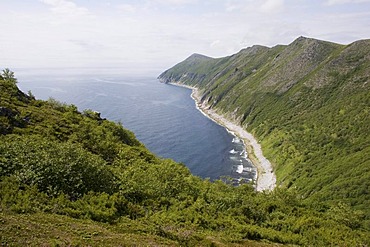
[0,135,118,199]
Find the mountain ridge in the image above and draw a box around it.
[158,36,370,219]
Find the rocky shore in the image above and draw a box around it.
[168,82,276,191]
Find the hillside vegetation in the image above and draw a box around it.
[159,37,370,225]
[0,64,369,246]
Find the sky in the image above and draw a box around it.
[1,0,369,75]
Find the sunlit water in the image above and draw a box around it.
[17,68,256,183]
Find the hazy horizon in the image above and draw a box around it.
[1,0,370,75]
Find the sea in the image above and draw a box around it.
[17,68,256,184]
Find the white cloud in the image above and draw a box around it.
[224,0,285,14]
[0,0,369,73]
[117,4,136,14]
[224,0,249,12]
[299,10,370,44]
[260,0,285,13]
[210,40,221,48]
[39,0,91,18]
[326,0,370,5]
[154,0,198,5]
[226,5,237,12]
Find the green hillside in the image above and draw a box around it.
[159,37,370,223]
[1,66,369,246]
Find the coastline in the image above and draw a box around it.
[167,82,276,191]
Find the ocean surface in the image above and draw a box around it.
[17,68,256,183]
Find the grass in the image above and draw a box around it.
[0,212,179,246]
[0,212,288,247]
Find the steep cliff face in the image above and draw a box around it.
[159,37,370,214]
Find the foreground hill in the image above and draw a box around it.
[1,68,369,246]
[159,37,370,221]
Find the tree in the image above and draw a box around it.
[1,68,17,84]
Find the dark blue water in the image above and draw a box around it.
[17,68,256,182]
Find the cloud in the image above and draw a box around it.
[225,1,245,12]
[260,0,285,13]
[154,0,198,5]
[39,0,91,18]
[225,0,285,14]
[225,5,238,12]
[325,0,370,5]
[299,10,370,44]
[210,40,221,48]
[1,0,369,73]
[117,4,136,14]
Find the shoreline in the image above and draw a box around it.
[167,82,276,191]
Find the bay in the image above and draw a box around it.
[17,68,256,183]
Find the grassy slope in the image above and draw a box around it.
[1,68,369,246]
[1,212,287,247]
[158,37,370,218]
[0,213,179,246]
